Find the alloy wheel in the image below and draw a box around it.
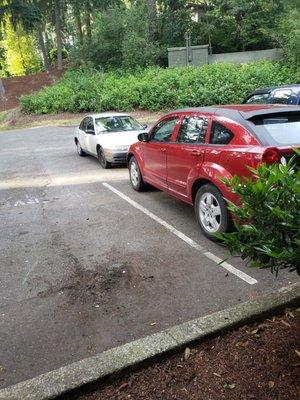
[130,159,139,187]
[199,192,222,233]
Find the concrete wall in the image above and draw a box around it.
[168,46,282,67]
[168,45,209,67]
[208,48,282,64]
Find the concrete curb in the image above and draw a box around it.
[1,283,299,400]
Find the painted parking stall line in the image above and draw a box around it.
[102,182,258,285]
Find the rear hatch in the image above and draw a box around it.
[241,108,300,166]
[243,108,300,146]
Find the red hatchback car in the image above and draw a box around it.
[127,105,300,240]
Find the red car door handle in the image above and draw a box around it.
[160,147,166,152]
[191,150,201,156]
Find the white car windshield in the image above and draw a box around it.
[95,116,143,133]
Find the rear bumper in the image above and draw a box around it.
[102,149,128,164]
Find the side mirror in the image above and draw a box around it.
[138,132,149,142]
[142,124,148,129]
[86,129,95,135]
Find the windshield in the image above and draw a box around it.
[245,93,269,104]
[95,116,143,133]
[249,112,300,146]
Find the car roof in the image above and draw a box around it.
[245,84,300,97]
[174,104,299,117]
[270,84,300,90]
[215,104,300,119]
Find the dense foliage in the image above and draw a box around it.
[20,61,298,114]
[217,153,300,275]
[69,0,300,69]
[279,5,300,66]
[2,17,41,75]
[0,0,300,75]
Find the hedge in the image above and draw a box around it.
[20,61,299,114]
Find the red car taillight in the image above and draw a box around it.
[261,148,280,164]
[249,148,280,168]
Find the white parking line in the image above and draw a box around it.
[102,182,258,285]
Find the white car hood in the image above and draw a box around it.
[98,130,143,148]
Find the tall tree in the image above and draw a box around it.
[53,0,62,70]
[34,0,51,71]
[36,23,50,70]
[0,0,44,81]
[2,17,41,75]
[200,0,285,53]
[146,0,157,38]
[84,0,92,42]
[72,0,83,45]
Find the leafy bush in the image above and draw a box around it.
[49,48,69,63]
[217,152,300,275]
[70,3,160,71]
[20,61,298,114]
[279,7,300,67]
[2,19,42,76]
[121,1,159,69]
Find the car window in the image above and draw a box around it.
[95,116,143,133]
[86,117,94,132]
[272,89,293,104]
[245,93,269,104]
[79,117,88,131]
[177,116,208,144]
[210,122,234,145]
[250,112,300,146]
[150,117,178,142]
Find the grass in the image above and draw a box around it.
[0,108,161,131]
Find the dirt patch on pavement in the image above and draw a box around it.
[37,259,131,305]
[36,245,156,308]
[76,308,300,400]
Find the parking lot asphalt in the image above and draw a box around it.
[0,126,298,388]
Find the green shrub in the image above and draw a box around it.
[217,152,300,275]
[49,48,69,63]
[279,5,300,67]
[20,61,298,114]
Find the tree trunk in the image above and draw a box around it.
[37,24,50,71]
[73,0,83,45]
[0,78,6,102]
[208,33,212,55]
[54,0,63,70]
[84,0,92,42]
[146,0,157,38]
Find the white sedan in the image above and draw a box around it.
[74,113,147,168]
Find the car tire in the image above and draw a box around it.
[76,140,86,157]
[129,156,146,191]
[97,147,111,169]
[194,184,232,241]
